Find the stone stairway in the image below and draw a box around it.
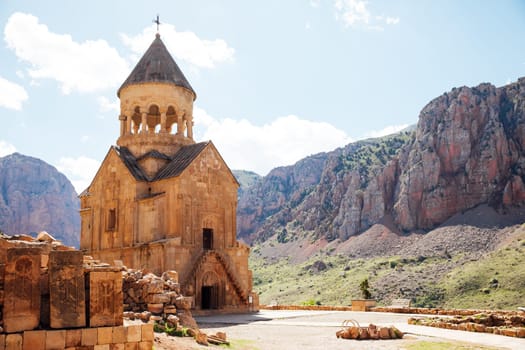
[181,250,248,304]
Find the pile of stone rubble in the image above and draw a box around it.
[336,320,404,340]
[121,268,229,346]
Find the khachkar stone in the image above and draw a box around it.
[49,251,86,328]
[3,247,41,333]
[89,269,123,327]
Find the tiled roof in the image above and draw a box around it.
[114,146,149,181]
[136,150,171,161]
[117,34,195,99]
[153,142,209,181]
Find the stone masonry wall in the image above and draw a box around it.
[0,233,154,350]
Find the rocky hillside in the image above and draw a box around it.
[0,153,80,247]
[238,77,525,247]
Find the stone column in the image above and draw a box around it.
[187,116,194,139]
[127,110,133,135]
[140,112,148,133]
[49,251,86,328]
[3,248,41,333]
[119,115,126,136]
[160,112,167,133]
[176,111,184,135]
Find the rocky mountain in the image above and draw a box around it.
[232,170,262,195]
[238,77,525,247]
[0,153,80,247]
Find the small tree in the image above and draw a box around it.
[359,278,372,299]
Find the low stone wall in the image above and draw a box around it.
[373,307,522,316]
[0,324,153,350]
[261,305,353,311]
[408,312,525,338]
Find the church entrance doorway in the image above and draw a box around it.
[201,271,220,309]
[201,285,218,309]
[203,228,213,250]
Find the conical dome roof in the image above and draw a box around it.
[117,34,195,99]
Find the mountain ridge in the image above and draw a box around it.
[237,77,525,253]
[0,152,80,247]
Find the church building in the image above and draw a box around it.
[79,33,257,312]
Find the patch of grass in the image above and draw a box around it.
[441,241,525,309]
[404,340,500,350]
[224,339,260,350]
[250,226,525,309]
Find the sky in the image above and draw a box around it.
[1,1,524,194]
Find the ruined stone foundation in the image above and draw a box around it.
[0,234,154,349]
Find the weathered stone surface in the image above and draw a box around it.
[89,271,123,327]
[3,248,41,333]
[65,329,82,348]
[126,325,141,343]
[22,330,45,350]
[5,333,23,350]
[141,324,154,341]
[46,330,66,350]
[81,328,98,346]
[49,250,86,328]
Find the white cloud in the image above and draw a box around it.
[310,0,321,7]
[120,24,234,69]
[334,0,399,29]
[97,96,119,113]
[386,17,400,25]
[0,140,16,157]
[0,76,28,110]
[193,107,352,175]
[56,156,100,194]
[335,0,371,26]
[363,124,409,138]
[4,12,129,94]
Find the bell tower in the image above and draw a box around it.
[116,33,196,158]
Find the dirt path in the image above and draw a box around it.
[152,310,525,350]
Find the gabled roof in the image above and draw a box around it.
[114,146,149,181]
[117,34,195,99]
[153,142,209,181]
[136,150,171,162]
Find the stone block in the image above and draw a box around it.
[141,324,154,341]
[45,330,66,350]
[124,343,138,350]
[146,279,164,294]
[146,293,170,304]
[49,251,86,328]
[146,304,163,314]
[81,328,98,346]
[22,330,45,350]
[110,344,125,350]
[112,326,127,344]
[94,345,110,350]
[65,329,82,348]
[97,327,113,345]
[161,271,178,283]
[89,271,123,327]
[127,325,142,342]
[3,248,41,333]
[138,341,153,350]
[5,334,23,350]
[0,334,5,350]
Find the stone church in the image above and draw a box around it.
[79,33,257,312]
